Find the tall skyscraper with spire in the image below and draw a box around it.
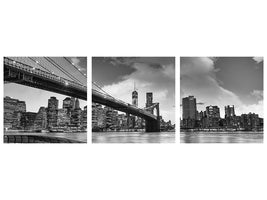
[132,82,138,107]
[131,83,140,128]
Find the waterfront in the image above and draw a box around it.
[180,131,263,143]
[4,131,87,143]
[92,131,175,143]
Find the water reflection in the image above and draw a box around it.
[92,132,175,143]
[180,132,263,143]
[4,131,87,143]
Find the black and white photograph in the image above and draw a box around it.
[1,1,267,200]
[180,57,264,143]
[3,57,87,143]
[92,57,175,143]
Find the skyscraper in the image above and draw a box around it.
[81,106,87,130]
[206,105,220,119]
[132,84,138,107]
[182,96,197,128]
[21,112,37,130]
[132,84,138,128]
[92,103,106,131]
[57,108,70,128]
[71,98,81,128]
[48,97,58,110]
[47,97,58,128]
[63,97,72,115]
[75,98,80,109]
[146,92,153,107]
[225,105,235,118]
[225,105,235,127]
[16,101,26,112]
[206,105,220,127]
[4,96,26,129]
[92,102,98,129]
[34,107,47,130]
[240,113,260,130]
[71,97,76,110]
[182,96,197,120]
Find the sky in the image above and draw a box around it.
[180,57,263,118]
[92,57,175,123]
[4,57,87,112]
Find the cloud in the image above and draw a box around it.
[181,57,263,118]
[251,90,263,100]
[71,57,80,65]
[104,57,136,66]
[102,62,175,123]
[252,57,263,64]
[106,57,175,69]
[71,57,86,72]
[237,100,263,117]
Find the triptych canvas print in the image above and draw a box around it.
[3,56,263,143]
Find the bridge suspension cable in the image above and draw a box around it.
[28,57,53,73]
[92,81,117,99]
[63,57,87,79]
[92,81,148,110]
[44,57,85,86]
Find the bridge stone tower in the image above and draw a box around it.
[146,92,153,111]
[145,92,161,132]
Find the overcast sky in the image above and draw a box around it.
[4,57,87,112]
[93,57,175,123]
[180,57,263,118]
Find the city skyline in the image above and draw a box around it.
[180,57,263,118]
[4,57,87,113]
[92,57,175,123]
[4,95,87,131]
[181,95,263,132]
[3,95,87,111]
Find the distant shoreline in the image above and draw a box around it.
[180,130,263,134]
[4,130,87,134]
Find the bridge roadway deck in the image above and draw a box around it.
[92,89,157,120]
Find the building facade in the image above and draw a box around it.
[206,105,220,128]
[225,105,236,127]
[132,90,138,107]
[47,97,58,128]
[63,97,72,116]
[182,96,197,128]
[57,108,70,128]
[4,96,26,129]
[81,105,87,130]
[21,112,37,130]
[34,107,47,130]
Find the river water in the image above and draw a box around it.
[4,131,87,143]
[180,131,263,143]
[92,131,175,143]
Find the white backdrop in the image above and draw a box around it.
[0,0,266,200]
